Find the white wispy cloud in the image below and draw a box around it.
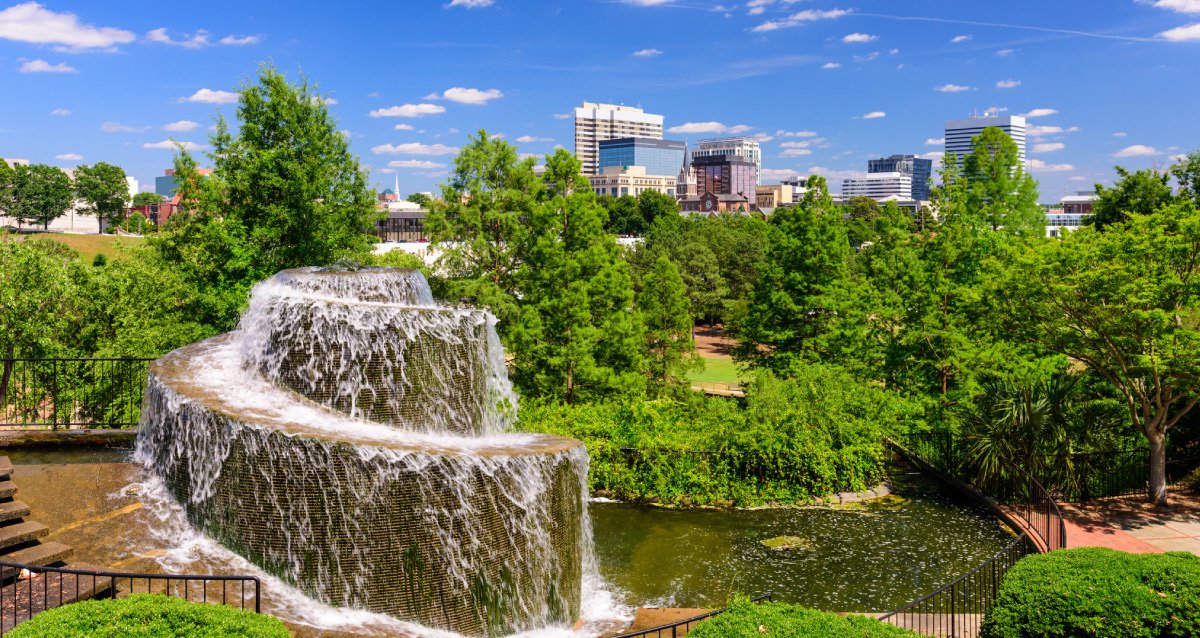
[367,92,380,98]
[19,59,77,73]
[311,96,338,105]
[996,78,1021,88]
[552,113,571,119]
[781,148,812,157]
[1138,0,1200,14]
[1028,159,1075,171]
[427,87,504,105]
[780,141,810,148]
[388,160,448,168]
[219,34,262,45]
[146,27,210,48]
[183,88,239,104]
[1020,108,1058,118]
[666,122,752,134]
[1068,176,1088,181]
[843,32,878,43]
[0,3,135,51]
[1027,125,1079,136]
[143,140,208,150]
[394,124,415,130]
[622,0,674,5]
[369,104,445,117]
[758,168,803,181]
[1113,132,1128,137]
[101,121,149,133]
[926,138,945,146]
[489,133,505,140]
[1113,145,1159,157]
[632,48,663,57]
[371,143,459,155]
[920,151,945,161]
[997,48,1014,56]
[54,153,82,160]
[934,83,973,92]
[808,166,869,182]
[753,132,774,142]
[516,135,554,143]
[777,130,818,137]
[750,8,849,32]
[1033,142,1065,153]
[446,0,494,7]
[951,34,972,42]
[1160,23,1200,40]
[50,108,70,116]
[823,62,841,68]
[163,120,200,132]
[862,111,886,119]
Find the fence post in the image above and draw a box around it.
[51,359,58,432]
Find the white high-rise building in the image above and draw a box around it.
[574,102,663,177]
[693,136,762,185]
[841,172,913,201]
[945,112,1026,167]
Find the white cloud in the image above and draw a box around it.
[1113,144,1159,157]
[777,130,817,137]
[339,130,352,138]
[1171,153,1188,161]
[822,62,841,68]
[219,34,262,45]
[926,137,945,146]
[752,132,774,142]
[934,83,973,92]
[489,133,505,140]
[1160,23,1200,40]
[843,32,878,43]
[394,123,415,130]
[50,108,69,116]
[889,48,899,54]
[446,0,494,7]
[552,113,571,119]
[862,111,886,119]
[749,6,765,15]
[632,48,663,57]
[372,143,459,155]
[369,104,445,117]
[376,168,395,174]
[1020,108,1059,118]
[750,8,848,32]
[19,59,77,73]
[0,3,135,51]
[759,168,803,181]
[429,87,504,105]
[1033,142,1065,153]
[1028,159,1075,171]
[919,151,945,161]
[448,128,460,134]
[101,121,149,133]
[143,140,208,150]
[666,121,752,134]
[367,92,380,98]
[1113,132,1128,137]
[807,166,869,181]
[416,171,449,178]
[516,135,554,143]
[997,48,1014,56]
[951,34,972,43]
[388,160,448,169]
[1069,176,1088,181]
[54,153,82,160]
[146,27,211,48]
[781,148,813,157]
[996,78,1021,89]
[311,96,338,105]
[163,120,200,132]
[184,88,239,104]
[1139,0,1200,14]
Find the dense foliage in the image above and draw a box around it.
[980,548,1200,638]
[687,598,920,638]
[7,594,290,638]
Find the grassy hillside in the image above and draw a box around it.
[15,233,146,264]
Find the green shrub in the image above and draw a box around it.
[687,599,919,638]
[8,593,290,638]
[980,547,1200,638]
[92,252,107,267]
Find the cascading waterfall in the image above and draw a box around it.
[135,265,589,637]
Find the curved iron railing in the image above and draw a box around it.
[606,593,773,638]
[0,559,261,635]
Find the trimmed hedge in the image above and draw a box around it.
[980,547,1200,638]
[687,599,920,638]
[7,594,290,638]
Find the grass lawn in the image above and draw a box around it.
[688,356,747,385]
[15,233,146,263]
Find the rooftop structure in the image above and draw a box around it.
[842,172,913,201]
[589,165,677,198]
[693,136,761,185]
[692,154,756,199]
[868,155,933,202]
[574,102,663,177]
[945,112,1026,169]
[598,137,686,177]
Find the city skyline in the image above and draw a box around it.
[2,0,1198,200]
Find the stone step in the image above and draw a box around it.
[0,480,17,500]
[0,542,75,580]
[0,563,113,632]
[0,522,47,551]
[0,501,30,524]
[0,457,12,479]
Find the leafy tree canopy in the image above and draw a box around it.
[1088,165,1174,230]
[74,162,129,233]
[8,164,73,229]
[131,192,164,209]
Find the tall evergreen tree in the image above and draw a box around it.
[74,162,129,233]
[640,255,702,397]
[960,127,1044,235]
[508,150,644,403]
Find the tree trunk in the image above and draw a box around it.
[1148,429,1169,508]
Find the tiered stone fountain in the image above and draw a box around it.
[135,265,588,637]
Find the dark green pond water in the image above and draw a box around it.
[590,470,1016,613]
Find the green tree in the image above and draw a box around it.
[600,194,642,235]
[407,192,432,208]
[425,129,542,327]
[961,127,1044,235]
[131,192,163,209]
[9,163,74,229]
[74,162,129,233]
[0,159,14,216]
[640,255,702,397]
[637,190,679,232]
[1087,166,1175,230]
[507,149,644,403]
[987,203,1200,507]
[1172,150,1200,206]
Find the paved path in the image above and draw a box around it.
[1061,490,1200,555]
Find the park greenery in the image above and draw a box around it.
[3,62,1200,507]
[688,597,920,638]
[6,594,291,638]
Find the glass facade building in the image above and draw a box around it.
[692,155,756,198]
[867,154,933,202]
[598,137,686,177]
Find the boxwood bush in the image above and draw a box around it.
[8,593,290,638]
[686,599,920,638]
[980,547,1200,638]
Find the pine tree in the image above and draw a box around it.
[640,255,702,397]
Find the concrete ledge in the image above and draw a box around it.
[0,429,137,448]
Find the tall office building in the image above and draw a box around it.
[842,172,914,201]
[945,113,1026,168]
[574,102,664,176]
[868,154,933,202]
[598,137,686,177]
[692,154,756,198]
[693,136,762,185]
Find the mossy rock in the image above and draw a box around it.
[761,536,812,550]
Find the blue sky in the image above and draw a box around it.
[2,0,1198,202]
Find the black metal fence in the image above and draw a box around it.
[607,593,773,638]
[878,534,1034,638]
[0,560,260,634]
[0,358,152,429]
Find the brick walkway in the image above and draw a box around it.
[1061,490,1200,555]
